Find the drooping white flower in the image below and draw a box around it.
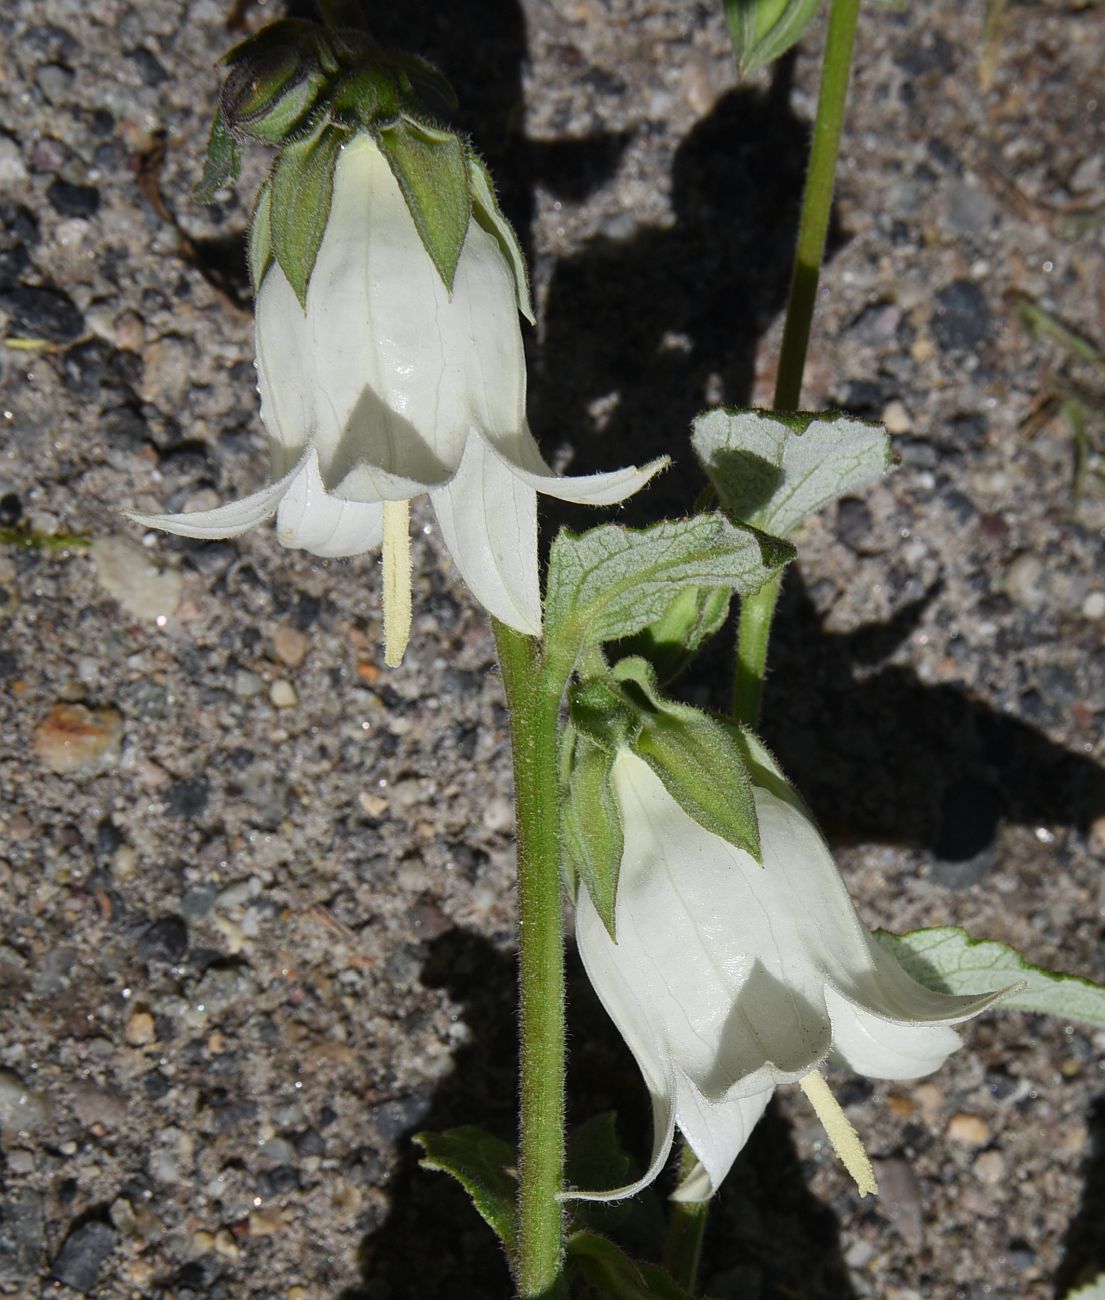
[572,750,1011,1202]
[129,134,664,661]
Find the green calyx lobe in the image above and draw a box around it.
[724,0,822,76]
[375,120,471,295]
[565,657,762,938]
[194,17,532,312]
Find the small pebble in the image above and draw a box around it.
[269,679,297,708]
[912,1081,944,1124]
[483,795,515,834]
[872,1156,923,1250]
[881,399,912,434]
[359,792,387,818]
[33,702,124,775]
[947,1112,990,1145]
[0,1188,43,1281]
[845,1238,875,1268]
[249,1207,286,1236]
[0,285,83,341]
[125,1010,156,1046]
[51,1220,117,1293]
[91,537,182,622]
[233,669,265,698]
[109,1198,137,1236]
[213,1228,240,1260]
[1002,552,1044,606]
[931,279,991,352]
[973,1149,1006,1185]
[0,1069,51,1132]
[273,624,309,667]
[138,335,197,409]
[1081,591,1105,620]
[0,134,27,185]
[114,308,146,351]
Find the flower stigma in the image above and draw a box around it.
[382,499,412,667]
[798,1068,877,1197]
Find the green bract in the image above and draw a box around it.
[724,0,822,76]
[616,584,731,685]
[375,120,471,297]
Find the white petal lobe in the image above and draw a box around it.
[126,453,310,540]
[430,437,541,635]
[275,453,384,558]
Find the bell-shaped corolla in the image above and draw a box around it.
[572,750,1010,1202]
[130,134,664,659]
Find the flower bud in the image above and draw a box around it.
[221,20,331,144]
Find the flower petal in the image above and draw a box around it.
[607,755,832,1093]
[568,883,679,1201]
[127,451,310,540]
[506,429,669,507]
[824,967,1014,1080]
[559,1067,678,1203]
[276,450,384,558]
[671,1079,772,1202]
[332,458,435,504]
[429,434,541,635]
[823,988,966,1079]
[257,135,528,489]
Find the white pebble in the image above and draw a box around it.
[269,680,297,708]
[1081,591,1105,620]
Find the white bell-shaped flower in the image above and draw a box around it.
[572,751,1010,1202]
[130,134,664,660]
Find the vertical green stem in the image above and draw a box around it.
[493,619,567,1300]
[731,0,861,731]
[773,0,862,413]
[731,569,783,726]
[663,1146,710,1292]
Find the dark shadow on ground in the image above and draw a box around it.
[760,570,1105,864]
[339,0,631,282]
[1055,1095,1105,1299]
[532,59,825,525]
[336,930,518,1299]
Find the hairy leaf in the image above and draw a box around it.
[875,927,1105,1024]
[568,1232,694,1300]
[545,514,793,682]
[692,407,890,538]
[414,1126,516,1254]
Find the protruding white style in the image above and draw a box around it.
[129,135,665,651]
[571,751,1011,1202]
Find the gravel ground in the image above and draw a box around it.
[1,1,1104,1298]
